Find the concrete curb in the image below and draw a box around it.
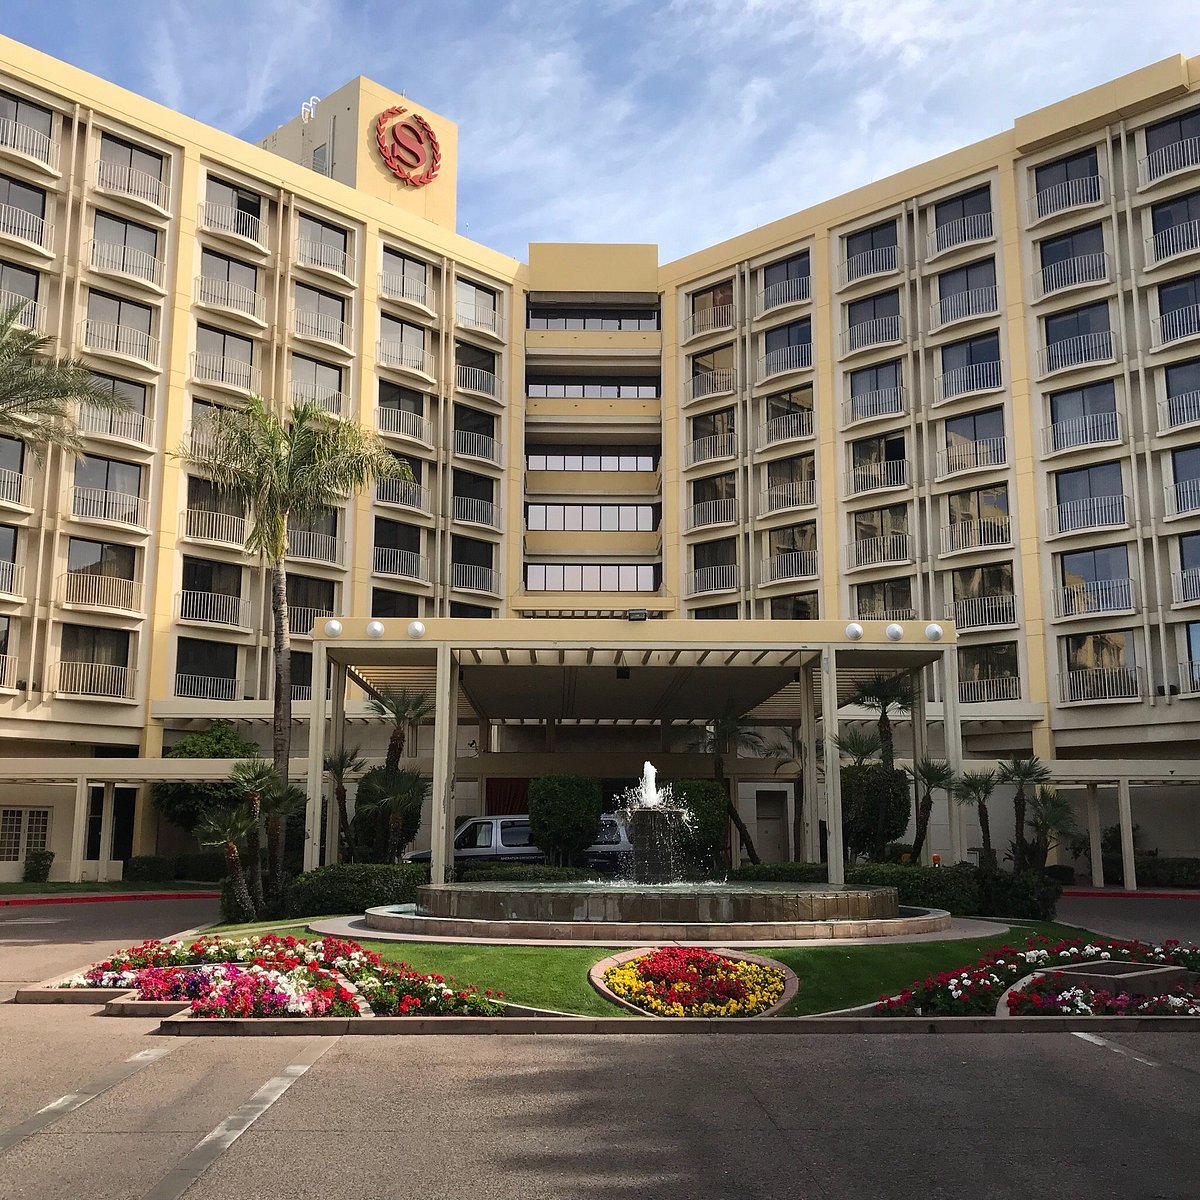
[1063,888,1200,901]
[0,891,220,907]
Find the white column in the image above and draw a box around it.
[942,645,965,862]
[96,783,115,883]
[1086,782,1104,888]
[910,671,930,864]
[68,775,89,882]
[442,654,460,882]
[429,642,453,886]
[821,647,844,884]
[800,665,819,862]
[303,639,329,871]
[324,659,348,865]
[1117,776,1137,892]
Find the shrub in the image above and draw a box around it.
[123,855,176,882]
[528,775,603,867]
[174,850,229,881]
[151,721,261,833]
[458,863,592,883]
[841,764,911,861]
[728,861,828,884]
[670,779,728,872]
[1044,864,1076,886]
[1132,856,1200,888]
[285,862,430,918]
[978,869,1062,920]
[846,862,982,916]
[884,843,914,864]
[22,849,53,884]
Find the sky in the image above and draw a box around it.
[3,1,1197,263]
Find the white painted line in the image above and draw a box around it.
[1072,1030,1158,1066]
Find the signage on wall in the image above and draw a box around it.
[375,106,440,188]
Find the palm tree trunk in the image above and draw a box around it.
[878,709,894,770]
[245,791,264,915]
[715,753,761,866]
[266,814,285,893]
[334,781,354,862]
[224,842,256,922]
[978,801,994,870]
[1012,784,1027,873]
[910,794,934,864]
[385,726,405,773]
[872,706,896,861]
[269,556,292,895]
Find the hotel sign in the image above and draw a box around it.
[375,106,440,188]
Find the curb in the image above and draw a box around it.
[0,891,220,908]
[1062,888,1200,901]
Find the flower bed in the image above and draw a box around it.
[602,947,786,1017]
[876,936,1200,1017]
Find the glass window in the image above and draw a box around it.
[1039,223,1104,268]
[0,435,22,476]
[177,636,237,680]
[1152,191,1200,235]
[67,537,136,579]
[182,555,241,597]
[769,593,819,619]
[295,281,345,320]
[455,341,495,373]
[60,623,129,666]
[196,323,253,363]
[691,280,733,315]
[1159,273,1200,317]
[850,360,901,397]
[763,253,809,289]
[297,213,347,253]
[845,219,897,259]
[691,344,734,376]
[379,380,424,413]
[383,248,427,286]
[768,523,816,555]
[450,602,494,618]
[201,250,257,291]
[944,407,1004,448]
[93,211,157,257]
[952,562,1013,600]
[0,259,38,302]
[934,185,990,230]
[291,354,342,394]
[74,455,141,497]
[937,258,995,299]
[1044,302,1110,346]
[856,577,912,615]
[499,820,531,847]
[456,278,496,318]
[691,407,735,440]
[381,314,425,350]
[87,290,151,334]
[205,177,261,220]
[1049,379,1116,424]
[941,332,1000,373]
[1060,545,1128,589]
[1034,148,1099,194]
[764,318,811,352]
[959,642,1019,680]
[0,173,45,219]
[0,523,15,565]
[372,588,418,619]
[693,603,739,619]
[99,133,163,182]
[1065,630,1133,671]
[1054,461,1123,505]
[847,289,900,326]
[692,472,736,504]
[948,484,1008,525]
[91,373,147,416]
[1146,108,1200,156]
[455,821,493,850]
[0,90,51,138]
[854,504,908,541]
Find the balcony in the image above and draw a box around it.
[760,479,815,513]
[3,292,46,335]
[293,308,350,349]
[83,319,158,365]
[0,115,59,171]
[376,406,433,445]
[1054,577,1135,619]
[377,479,431,514]
[757,343,812,382]
[1146,220,1200,267]
[927,212,994,259]
[1139,136,1200,187]
[931,286,998,330]
[0,559,23,597]
[1152,304,1200,350]
[685,432,737,467]
[1172,567,1200,605]
[0,653,13,689]
[1165,478,1200,518]
[456,302,502,339]
[291,684,333,702]
[59,571,143,612]
[290,379,345,416]
[1049,494,1128,535]
[453,495,499,528]
[379,340,434,380]
[841,315,904,356]
[1043,411,1122,454]
[175,674,240,702]
[687,368,736,402]
[95,159,168,210]
[945,594,1017,630]
[295,237,353,279]
[1060,666,1142,704]
[379,271,433,311]
[685,497,738,530]
[190,351,259,394]
[0,202,50,252]
[182,508,246,547]
[843,387,905,426]
[960,676,1021,704]
[1028,174,1105,224]
[286,528,342,565]
[54,660,135,700]
[72,486,147,529]
[684,303,735,340]
[760,409,814,446]
[847,534,911,570]
[687,564,739,596]
[0,467,29,508]
[374,547,430,582]
[90,239,165,290]
[939,516,1012,555]
[199,201,264,249]
[936,436,1007,479]
[1159,390,1200,433]
[78,402,153,446]
[178,589,249,628]
[456,363,498,397]
[845,459,909,496]
[761,551,817,584]
[454,429,501,464]
[1180,661,1200,695]
[195,275,266,323]
[288,606,334,637]
[838,244,900,288]
[758,277,810,314]
[1038,330,1116,375]
[1032,253,1110,300]
[452,562,500,594]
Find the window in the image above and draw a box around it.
[524,563,660,592]
[376,517,421,554]
[197,323,253,365]
[453,403,494,438]
[1064,631,1136,694]
[1151,191,1200,236]
[453,469,493,507]
[769,593,818,619]
[528,306,658,331]
[932,185,990,246]
[93,211,157,261]
[67,537,136,581]
[372,588,418,619]
[851,432,905,471]
[0,90,52,139]
[87,289,151,335]
[290,506,338,540]
[0,258,38,304]
[1048,379,1117,448]
[845,219,898,263]
[937,258,995,299]
[944,407,1004,452]
[1145,107,1200,178]
[99,133,164,185]
[525,504,658,532]
[382,248,427,289]
[456,821,493,850]
[294,282,346,339]
[1033,148,1100,216]
[0,173,45,223]
[850,360,901,401]
[847,289,900,328]
[854,504,908,541]
[378,383,424,421]
[952,562,1013,600]
[207,176,260,216]
[525,446,657,472]
[60,623,129,666]
[297,214,348,258]
[456,278,497,323]
[177,636,237,681]
[0,523,15,566]
[450,602,493,618]
[692,471,736,505]
[1059,545,1130,614]
[948,483,1008,525]
[1044,302,1109,347]
[942,331,1000,375]
[181,556,241,598]
[287,574,335,614]
[1054,462,1124,530]
[693,537,737,570]
[500,820,532,847]
[0,434,24,479]
[205,177,262,240]
[767,454,814,488]
[0,807,50,863]
[764,318,811,354]
[291,354,342,403]
[766,386,813,423]
[451,535,492,569]
[762,252,809,301]
[455,341,495,374]
[856,577,912,617]
[310,143,328,176]
[691,344,734,378]
[201,249,257,293]
[187,476,243,519]
[691,407,735,441]
[526,376,659,399]
[0,613,9,659]
[768,523,816,556]
[1173,445,1200,497]
[959,642,1019,683]
[74,455,141,499]
[1039,223,1104,270]
[1158,275,1200,345]
[691,280,733,316]
[693,603,739,619]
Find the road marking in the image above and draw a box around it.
[0,1044,181,1153]
[138,1037,337,1200]
[1073,1030,1158,1066]
[0,917,66,925]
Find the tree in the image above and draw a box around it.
[151,721,261,833]
[906,758,954,865]
[1025,786,1078,873]
[690,705,768,865]
[324,746,365,863]
[195,805,258,923]
[354,767,427,862]
[671,778,734,874]
[847,673,915,860]
[842,764,911,862]
[179,397,403,784]
[367,687,434,771]
[954,769,999,869]
[528,775,603,867]
[230,757,277,914]
[997,755,1053,873]
[833,727,881,767]
[261,782,308,894]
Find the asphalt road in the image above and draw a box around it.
[1057,894,1200,944]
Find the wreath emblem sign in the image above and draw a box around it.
[375,106,441,188]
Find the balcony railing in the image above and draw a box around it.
[378,339,434,377]
[857,607,916,623]
[0,202,49,249]
[377,479,431,513]
[1054,577,1135,618]
[376,406,433,444]
[195,275,266,321]
[0,467,28,507]
[0,116,59,169]
[1028,174,1104,223]
[1172,567,1200,604]
[78,402,152,445]
[1179,661,1200,695]
[761,479,815,513]
[687,564,739,595]
[454,428,500,463]
[939,517,1011,555]
[374,546,429,582]
[178,589,249,627]
[1152,304,1200,349]
[200,201,263,247]
[847,533,911,569]
[296,237,352,277]
[190,351,259,393]
[1159,390,1200,432]
[846,459,909,495]
[1038,330,1116,375]
[96,159,168,209]
[59,571,142,611]
[687,368,736,401]
[1043,410,1122,454]
[936,359,1002,403]
[760,409,813,445]
[838,244,900,287]
[456,363,497,396]
[685,432,737,466]
[55,660,135,700]
[761,551,817,583]
[0,559,24,596]
[685,497,738,530]
[0,653,13,689]
[182,508,246,546]
[758,343,812,381]
[379,271,433,310]
[290,379,344,415]
[936,436,1007,478]
[452,562,500,594]
[1166,478,1200,518]
[1139,136,1200,186]
[945,594,1017,629]
[685,304,735,339]
[453,495,499,527]
[456,302,502,337]
[1060,666,1142,704]
[83,318,158,364]
[758,276,810,313]
[72,486,147,528]
[293,308,350,347]
[288,606,334,637]
[1033,252,1109,300]
[960,676,1021,704]
[175,673,240,701]
[1147,220,1200,266]
[843,387,905,426]
[90,239,165,288]
[1050,494,1128,534]
[932,285,997,329]
[927,212,994,258]
[841,314,904,355]
[286,528,342,564]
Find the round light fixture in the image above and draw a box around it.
[885,623,904,642]
[925,623,944,642]
[844,622,864,641]
[366,620,386,639]
[322,618,343,638]
[407,620,426,640]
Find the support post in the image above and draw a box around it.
[1117,776,1137,892]
[429,643,454,885]
[303,640,329,871]
[800,664,819,863]
[324,659,348,865]
[69,775,89,882]
[442,657,461,883]
[1086,783,1104,888]
[941,645,965,862]
[821,648,844,884]
[96,783,115,883]
[910,669,929,864]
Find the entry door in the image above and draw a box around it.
[755,790,788,863]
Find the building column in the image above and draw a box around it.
[429,642,455,885]
[799,665,819,862]
[324,659,348,865]
[303,640,329,871]
[942,645,965,862]
[1117,776,1137,892]
[1086,782,1104,888]
[909,669,929,864]
[821,648,844,885]
[68,775,89,883]
[96,783,115,883]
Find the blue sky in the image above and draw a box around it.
[4,1,1197,262]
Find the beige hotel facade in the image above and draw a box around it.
[2,34,1200,881]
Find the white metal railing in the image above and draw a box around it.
[60,571,142,611]
[0,289,43,330]
[945,594,1017,629]
[0,202,48,249]
[838,244,899,287]
[687,368,736,401]
[78,402,152,445]
[454,428,500,462]
[1152,304,1200,348]
[1050,494,1128,534]
[847,533,911,569]
[758,343,812,381]
[55,660,135,699]
[1044,410,1122,453]
[178,590,248,627]
[1033,253,1109,300]
[841,314,903,355]
[1173,567,1200,604]
[1028,174,1104,223]
[454,495,499,527]
[1180,661,1200,694]
[379,271,433,310]
[932,285,997,329]
[195,275,265,321]
[0,116,58,169]
[175,674,240,701]
[1159,390,1200,432]
[685,497,738,529]
[374,546,429,582]
[90,240,164,288]
[1139,136,1200,186]
[0,559,24,596]
[296,237,352,277]
[760,551,817,583]
[939,517,1012,554]
[456,363,497,396]
[294,308,349,346]
[96,159,167,208]
[290,379,344,415]
[0,653,13,689]
[857,607,916,623]
[936,436,1007,477]
[452,562,499,593]
[843,387,905,425]
[290,685,334,702]
[287,606,333,637]
[456,302,502,336]
[376,406,433,444]
[1147,220,1200,266]
[0,467,30,507]
[685,432,737,466]
[846,459,909,494]
[200,201,263,246]
[936,359,1002,402]
[1054,577,1135,618]
[1038,330,1115,374]
[182,508,246,546]
[1166,478,1200,517]
[286,528,342,564]
[960,676,1020,704]
[758,276,810,313]
[761,479,815,512]
[186,418,215,457]
[927,212,994,257]
[1060,666,1141,704]
[83,318,157,364]
[684,303,735,339]
[190,351,259,392]
[761,409,814,445]
[687,564,739,595]
[72,486,146,528]
[376,479,431,512]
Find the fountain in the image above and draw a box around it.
[618,762,688,884]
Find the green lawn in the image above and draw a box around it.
[0,880,218,897]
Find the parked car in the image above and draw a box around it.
[404,813,631,871]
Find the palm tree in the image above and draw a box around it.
[0,302,125,457]
[1025,785,1078,873]
[261,782,308,891]
[180,397,403,780]
[833,726,882,767]
[324,746,365,863]
[230,757,277,915]
[367,687,435,771]
[906,758,954,865]
[691,704,768,865]
[355,766,428,861]
[997,755,1053,872]
[847,673,913,771]
[953,768,999,869]
[195,805,258,923]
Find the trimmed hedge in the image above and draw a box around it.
[457,863,592,883]
[123,855,176,882]
[846,863,982,916]
[528,775,603,866]
[285,862,430,918]
[1134,856,1200,889]
[729,862,828,884]
[173,850,228,882]
[22,849,53,884]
